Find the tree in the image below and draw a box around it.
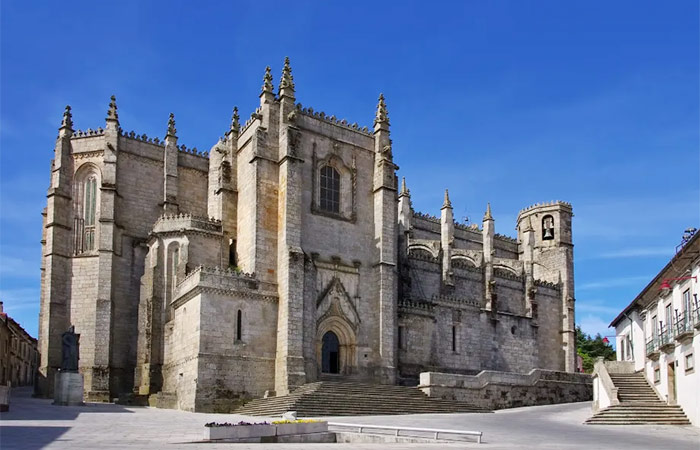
[576,325,615,373]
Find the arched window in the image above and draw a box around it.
[319,166,340,213]
[73,169,99,254]
[542,215,554,241]
[83,175,97,250]
[171,246,179,292]
[236,309,242,341]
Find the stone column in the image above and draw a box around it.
[373,94,398,384]
[440,190,454,289]
[37,106,74,397]
[163,114,179,213]
[482,204,495,312]
[274,58,307,394]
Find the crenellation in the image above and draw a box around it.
[297,104,373,137]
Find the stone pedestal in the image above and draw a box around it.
[53,371,84,406]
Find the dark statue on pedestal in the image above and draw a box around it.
[61,326,80,371]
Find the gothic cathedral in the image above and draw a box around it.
[38,58,576,411]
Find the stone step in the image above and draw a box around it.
[586,371,691,426]
[235,380,487,416]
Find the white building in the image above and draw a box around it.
[610,229,699,426]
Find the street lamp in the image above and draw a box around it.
[659,276,697,293]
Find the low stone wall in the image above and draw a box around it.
[419,369,592,410]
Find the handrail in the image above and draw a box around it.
[328,421,483,443]
[592,358,619,411]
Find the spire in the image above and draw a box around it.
[374,93,389,127]
[262,66,274,94]
[483,203,493,221]
[442,189,452,209]
[399,177,410,197]
[106,95,118,122]
[279,56,295,94]
[229,106,240,134]
[166,113,177,138]
[60,105,73,130]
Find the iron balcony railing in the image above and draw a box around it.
[674,311,694,336]
[645,337,658,355]
[658,324,674,347]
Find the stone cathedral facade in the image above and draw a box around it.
[37,59,576,411]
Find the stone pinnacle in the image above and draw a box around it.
[262,66,274,94]
[400,177,410,196]
[279,57,295,92]
[442,189,452,209]
[374,93,389,126]
[167,113,177,137]
[61,105,73,130]
[230,106,240,134]
[484,203,493,221]
[107,95,118,121]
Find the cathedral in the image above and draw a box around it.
[37,58,576,412]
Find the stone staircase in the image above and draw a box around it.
[586,372,691,425]
[235,380,489,417]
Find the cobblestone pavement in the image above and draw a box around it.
[1,387,698,449]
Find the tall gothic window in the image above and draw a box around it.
[319,166,340,213]
[83,175,97,250]
[73,170,99,254]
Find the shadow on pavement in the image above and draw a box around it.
[0,426,71,450]
[1,387,134,421]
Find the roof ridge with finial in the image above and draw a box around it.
[279,56,295,92]
[374,93,389,126]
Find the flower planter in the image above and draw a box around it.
[275,421,328,436]
[204,424,275,441]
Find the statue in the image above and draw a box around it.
[61,326,80,371]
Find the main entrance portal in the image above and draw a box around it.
[321,331,340,374]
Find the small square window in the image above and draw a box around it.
[653,367,661,383]
[686,353,694,372]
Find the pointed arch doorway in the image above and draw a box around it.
[321,331,340,374]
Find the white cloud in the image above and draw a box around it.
[576,299,622,316]
[596,247,674,259]
[577,275,652,291]
[578,314,615,341]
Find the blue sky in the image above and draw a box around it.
[1,1,698,341]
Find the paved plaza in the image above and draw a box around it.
[1,387,698,449]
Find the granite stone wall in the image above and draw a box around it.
[419,369,592,410]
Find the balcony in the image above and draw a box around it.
[658,325,675,353]
[645,338,660,360]
[694,306,700,330]
[674,311,695,343]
